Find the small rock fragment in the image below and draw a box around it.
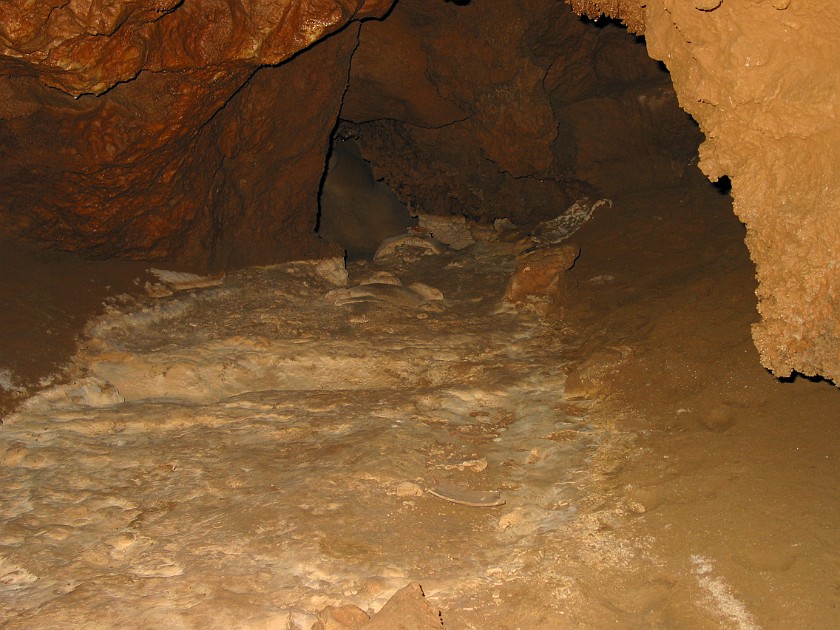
[315,258,349,287]
[374,234,446,261]
[417,213,475,250]
[408,282,444,301]
[312,604,370,630]
[362,583,444,629]
[394,481,425,498]
[504,244,580,304]
[358,271,402,286]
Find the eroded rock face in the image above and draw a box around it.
[651,1,840,383]
[0,1,391,97]
[0,0,392,269]
[341,0,698,226]
[573,0,840,383]
[2,0,837,382]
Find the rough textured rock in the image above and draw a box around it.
[361,583,443,629]
[639,2,840,382]
[569,0,840,382]
[505,244,581,305]
[341,0,699,226]
[2,0,839,380]
[313,603,370,629]
[568,0,646,33]
[0,0,392,96]
[0,1,393,269]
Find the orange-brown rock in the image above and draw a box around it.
[0,1,392,96]
[3,0,839,383]
[505,244,581,305]
[0,1,393,269]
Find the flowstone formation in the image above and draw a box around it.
[0,228,611,628]
[571,0,840,382]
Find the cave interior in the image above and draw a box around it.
[1,1,839,628]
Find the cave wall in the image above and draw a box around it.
[572,0,840,383]
[1,0,839,383]
[341,0,699,226]
[0,0,392,269]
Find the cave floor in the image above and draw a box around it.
[1,179,839,629]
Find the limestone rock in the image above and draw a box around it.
[643,1,840,382]
[361,583,444,629]
[505,244,581,304]
[0,1,393,97]
[342,0,696,229]
[0,2,393,269]
[567,0,646,33]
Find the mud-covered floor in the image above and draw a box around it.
[1,174,838,629]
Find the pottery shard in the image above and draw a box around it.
[504,244,580,303]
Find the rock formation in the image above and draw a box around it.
[1,0,839,382]
[341,0,697,226]
[0,0,393,268]
[570,0,840,382]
